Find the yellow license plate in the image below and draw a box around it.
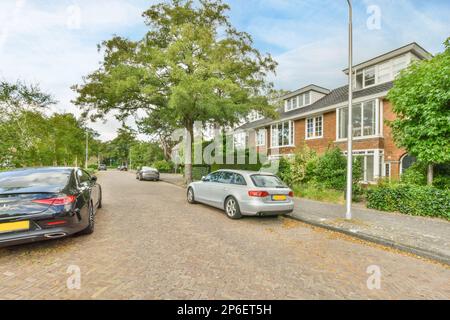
[0,221,30,234]
[272,195,287,201]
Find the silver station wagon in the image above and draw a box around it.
[187,170,294,219]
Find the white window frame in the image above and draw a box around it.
[256,129,266,147]
[354,54,410,90]
[247,111,264,123]
[305,115,323,140]
[270,121,294,148]
[284,92,312,112]
[344,149,383,183]
[336,99,381,141]
[233,132,248,150]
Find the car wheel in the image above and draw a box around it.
[80,202,95,235]
[187,188,197,204]
[98,191,102,209]
[225,197,242,220]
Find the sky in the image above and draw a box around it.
[0,0,449,141]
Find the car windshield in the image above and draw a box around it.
[0,170,71,189]
[250,174,286,188]
[142,167,156,171]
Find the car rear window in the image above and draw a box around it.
[0,170,71,189]
[250,175,286,188]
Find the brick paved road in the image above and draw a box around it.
[0,171,449,299]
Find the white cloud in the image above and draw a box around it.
[0,0,151,141]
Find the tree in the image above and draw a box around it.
[387,38,450,185]
[109,126,138,166]
[0,81,56,167]
[73,0,277,183]
[129,141,165,169]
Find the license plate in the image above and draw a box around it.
[272,195,287,201]
[0,221,30,234]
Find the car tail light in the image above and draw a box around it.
[248,191,269,197]
[33,195,76,206]
[289,191,294,197]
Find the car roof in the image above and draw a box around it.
[0,167,76,174]
[216,169,275,176]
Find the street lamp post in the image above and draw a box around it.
[85,131,89,170]
[345,0,353,220]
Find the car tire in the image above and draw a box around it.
[98,190,102,209]
[79,201,95,235]
[187,188,197,204]
[225,196,242,220]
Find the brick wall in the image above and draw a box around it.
[255,98,406,178]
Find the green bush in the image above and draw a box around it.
[277,157,293,185]
[401,162,450,190]
[401,162,427,186]
[277,146,318,187]
[366,184,450,220]
[192,165,211,181]
[313,147,362,191]
[152,160,173,173]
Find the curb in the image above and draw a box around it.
[160,178,186,189]
[287,214,450,266]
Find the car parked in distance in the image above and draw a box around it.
[187,170,294,219]
[118,165,128,171]
[98,164,107,171]
[0,167,102,247]
[136,167,160,181]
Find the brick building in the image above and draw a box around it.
[235,43,432,183]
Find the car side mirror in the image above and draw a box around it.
[91,175,98,182]
[201,176,207,182]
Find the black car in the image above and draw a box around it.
[0,167,102,247]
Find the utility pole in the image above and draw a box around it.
[345,0,353,220]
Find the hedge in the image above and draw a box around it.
[366,184,450,220]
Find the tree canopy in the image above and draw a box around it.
[387,38,450,183]
[73,0,278,182]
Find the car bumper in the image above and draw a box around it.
[141,174,160,180]
[0,224,83,248]
[239,200,295,216]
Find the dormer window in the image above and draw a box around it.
[364,67,376,87]
[285,92,311,112]
[247,111,264,123]
[354,54,410,90]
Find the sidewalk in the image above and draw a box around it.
[159,174,450,265]
[289,198,450,265]
[160,173,186,187]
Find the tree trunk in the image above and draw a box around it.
[427,164,434,186]
[184,121,194,184]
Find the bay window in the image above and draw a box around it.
[271,121,294,147]
[337,99,379,140]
